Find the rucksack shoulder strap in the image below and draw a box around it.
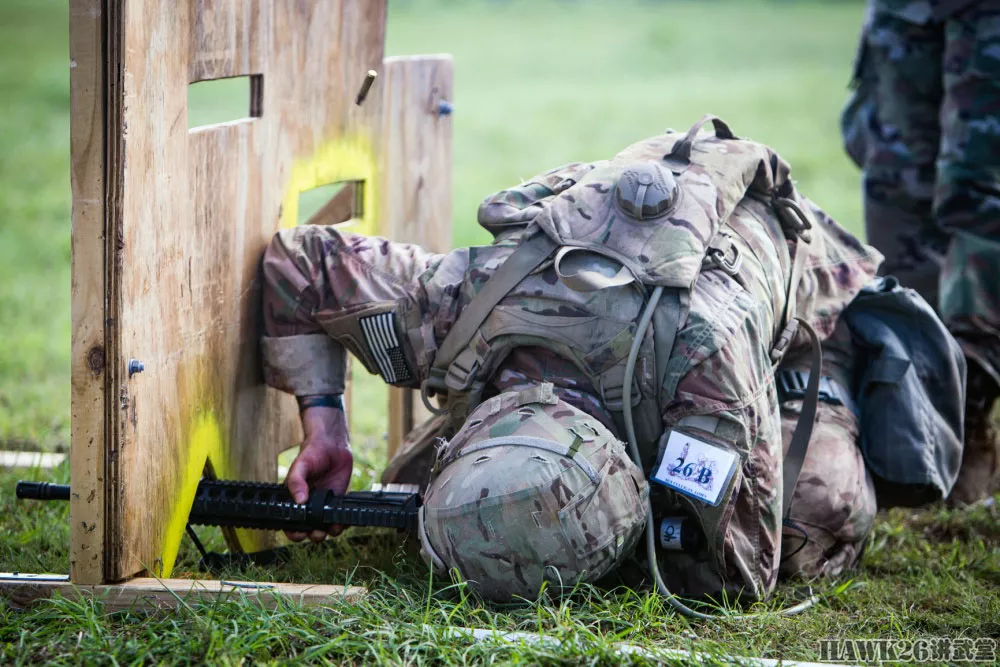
[425,231,558,395]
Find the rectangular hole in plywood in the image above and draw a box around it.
[298,181,365,228]
[188,74,263,130]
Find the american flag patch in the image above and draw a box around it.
[359,311,412,384]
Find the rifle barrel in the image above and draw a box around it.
[15,480,420,533]
[16,481,70,501]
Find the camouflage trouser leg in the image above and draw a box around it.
[863,9,946,308]
[778,324,876,580]
[863,4,1000,382]
[937,9,1000,383]
[841,2,876,169]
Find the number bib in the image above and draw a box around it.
[651,430,739,506]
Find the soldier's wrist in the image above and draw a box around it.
[297,394,345,412]
[299,396,349,447]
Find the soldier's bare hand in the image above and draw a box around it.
[284,405,352,542]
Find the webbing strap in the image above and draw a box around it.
[770,197,822,517]
[430,232,558,381]
[652,290,682,400]
[604,289,680,461]
[665,114,737,165]
[781,318,822,518]
[770,196,813,368]
[779,224,809,345]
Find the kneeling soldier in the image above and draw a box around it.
[260,117,967,604]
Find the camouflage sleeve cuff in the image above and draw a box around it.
[261,334,347,396]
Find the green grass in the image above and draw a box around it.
[2,0,999,664]
[1,0,870,451]
[4,463,998,664]
[0,0,72,451]
[394,0,869,248]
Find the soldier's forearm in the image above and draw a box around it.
[261,334,348,396]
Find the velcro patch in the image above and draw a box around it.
[651,430,738,506]
[359,311,412,384]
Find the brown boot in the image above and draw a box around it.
[948,364,1000,507]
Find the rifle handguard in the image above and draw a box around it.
[189,480,420,533]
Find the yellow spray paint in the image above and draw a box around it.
[280,133,380,236]
[155,134,381,577]
[157,410,226,576]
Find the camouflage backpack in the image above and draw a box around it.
[400,115,884,601]
[423,116,830,489]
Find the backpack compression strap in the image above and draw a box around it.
[770,196,823,517]
[781,318,822,517]
[425,231,558,396]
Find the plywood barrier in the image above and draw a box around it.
[69,0,453,585]
[380,56,454,457]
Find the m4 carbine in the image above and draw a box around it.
[16,480,421,534]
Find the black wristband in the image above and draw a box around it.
[297,394,345,411]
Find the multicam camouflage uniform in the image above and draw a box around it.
[261,123,883,600]
[842,0,1000,501]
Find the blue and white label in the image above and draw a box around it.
[651,430,739,506]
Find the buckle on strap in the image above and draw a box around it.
[514,382,558,407]
[703,242,743,277]
[773,196,814,243]
[777,370,858,415]
[770,319,799,365]
[600,374,642,411]
[424,368,448,394]
[444,347,480,392]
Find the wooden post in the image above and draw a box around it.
[69,0,109,585]
[68,0,452,584]
[379,56,454,459]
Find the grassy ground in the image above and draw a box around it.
[4,461,998,664]
[1,0,998,664]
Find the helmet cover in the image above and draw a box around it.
[419,383,649,601]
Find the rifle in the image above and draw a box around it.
[16,480,421,534]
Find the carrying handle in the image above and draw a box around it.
[665,114,737,165]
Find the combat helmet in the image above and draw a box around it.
[418,383,649,601]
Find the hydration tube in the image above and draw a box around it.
[621,286,817,619]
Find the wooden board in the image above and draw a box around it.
[69,0,109,585]
[70,0,453,585]
[70,0,394,583]
[378,56,454,457]
[1,575,366,611]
